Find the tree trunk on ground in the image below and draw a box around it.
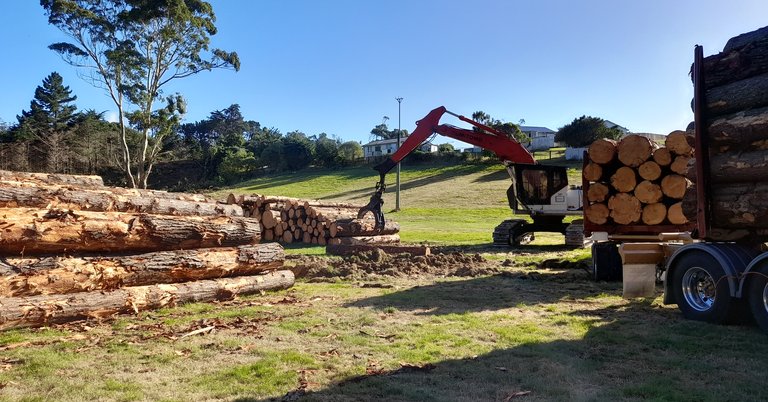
[0,270,295,330]
[327,234,400,245]
[642,203,667,225]
[0,170,104,187]
[0,208,261,255]
[610,166,637,193]
[0,183,241,217]
[325,243,430,257]
[617,135,657,167]
[587,139,617,164]
[0,243,284,297]
[329,219,400,237]
[608,193,642,225]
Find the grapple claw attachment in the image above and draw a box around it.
[357,182,386,230]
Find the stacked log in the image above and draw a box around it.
[682,26,768,240]
[228,194,400,246]
[584,133,693,228]
[0,172,293,330]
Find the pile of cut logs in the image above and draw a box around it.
[227,194,400,246]
[681,26,768,240]
[583,133,693,227]
[0,170,293,330]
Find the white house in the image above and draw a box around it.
[520,125,556,151]
[362,137,436,160]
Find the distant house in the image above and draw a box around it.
[362,137,436,160]
[520,125,556,151]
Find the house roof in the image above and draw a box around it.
[520,126,555,133]
[604,120,629,132]
[363,138,402,146]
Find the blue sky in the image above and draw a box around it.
[1,1,767,147]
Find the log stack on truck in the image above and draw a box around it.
[0,171,294,330]
[591,25,768,333]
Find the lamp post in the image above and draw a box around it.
[395,97,403,211]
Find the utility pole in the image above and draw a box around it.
[395,97,403,211]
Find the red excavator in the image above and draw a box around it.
[357,106,584,246]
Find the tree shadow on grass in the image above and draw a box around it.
[242,293,768,402]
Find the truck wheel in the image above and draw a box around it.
[671,252,731,324]
[747,265,768,333]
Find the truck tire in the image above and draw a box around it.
[671,251,732,324]
[747,265,768,333]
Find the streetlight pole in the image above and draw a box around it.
[395,97,403,211]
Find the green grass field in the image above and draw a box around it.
[3,158,768,401]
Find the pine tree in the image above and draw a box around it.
[15,72,78,172]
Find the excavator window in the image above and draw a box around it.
[513,165,569,208]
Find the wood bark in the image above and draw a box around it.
[660,175,691,199]
[638,161,662,181]
[707,106,768,151]
[710,182,768,228]
[327,234,400,245]
[709,148,768,183]
[634,180,663,204]
[0,208,261,255]
[0,244,284,297]
[704,72,768,116]
[583,162,603,181]
[665,131,693,156]
[652,147,673,167]
[610,166,637,193]
[0,270,295,330]
[329,219,400,237]
[667,202,688,225]
[0,183,242,217]
[587,139,617,164]
[587,182,610,203]
[0,170,104,187]
[608,193,642,225]
[585,203,609,225]
[617,135,657,167]
[642,203,667,225]
[699,27,768,87]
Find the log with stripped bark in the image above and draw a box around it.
[0,270,295,330]
[0,243,284,297]
[0,170,104,187]
[0,208,261,255]
[0,183,241,217]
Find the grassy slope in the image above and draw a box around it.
[215,156,583,246]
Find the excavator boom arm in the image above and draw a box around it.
[358,106,537,227]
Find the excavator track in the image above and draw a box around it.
[492,219,533,247]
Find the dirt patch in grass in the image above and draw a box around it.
[288,250,502,280]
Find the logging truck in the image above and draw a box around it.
[590,26,768,333]
[358,106,585,247]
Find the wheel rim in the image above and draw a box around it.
[681,267,717,312]
[762,281,768,316]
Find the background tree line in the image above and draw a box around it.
[0,72,365,188]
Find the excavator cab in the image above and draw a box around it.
[506,164,575,214]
